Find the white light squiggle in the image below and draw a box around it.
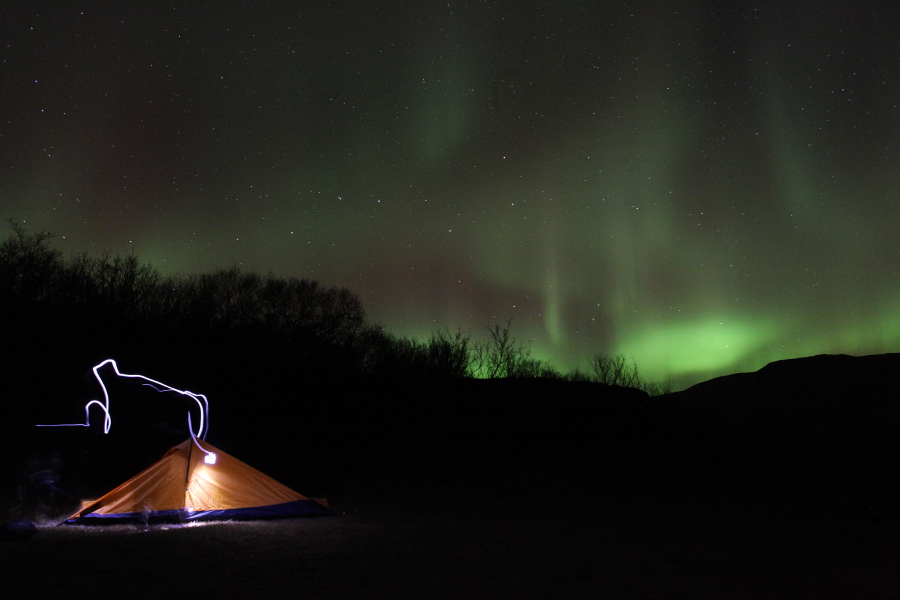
[38,360,214,463]
[188,411,216,465]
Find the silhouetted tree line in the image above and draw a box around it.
[1,222,366,352]
[1,223,669,394]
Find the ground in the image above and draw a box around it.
[3,488,898,599]
[4,363,900,598]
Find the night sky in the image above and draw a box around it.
[4,2,900,388]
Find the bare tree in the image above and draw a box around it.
[426,328,472,378]
[590,352,671,395]
[470,320,552,378]
[0,220,61,301]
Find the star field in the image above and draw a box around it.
[3,2,900,388]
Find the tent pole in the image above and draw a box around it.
[182,438,193,522]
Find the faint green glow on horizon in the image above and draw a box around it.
[614,316,783,381]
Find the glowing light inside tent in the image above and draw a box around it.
[38,360,216,464]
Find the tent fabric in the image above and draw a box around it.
[66,438,331,524]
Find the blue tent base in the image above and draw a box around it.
[64,498,333,525]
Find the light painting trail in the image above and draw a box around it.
[38,359,216,464]
[188,412,217,465]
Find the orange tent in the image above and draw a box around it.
[66,438,330,524]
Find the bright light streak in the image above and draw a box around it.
[188,411,216,466]
[37,359,212,451]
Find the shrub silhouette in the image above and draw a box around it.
[1,223,368,376]
[1,222,670,393]
[471,320,556,379]
[589,352,672,396]
[352,328,472,379]
[0,221,62,303]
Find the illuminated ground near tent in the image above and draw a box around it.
[7,500,897,598]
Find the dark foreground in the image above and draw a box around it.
[4,355,900,598]
[3,494,899,599]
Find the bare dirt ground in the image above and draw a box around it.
[3,489,899,599]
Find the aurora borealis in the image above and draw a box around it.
[4,2,899,388]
